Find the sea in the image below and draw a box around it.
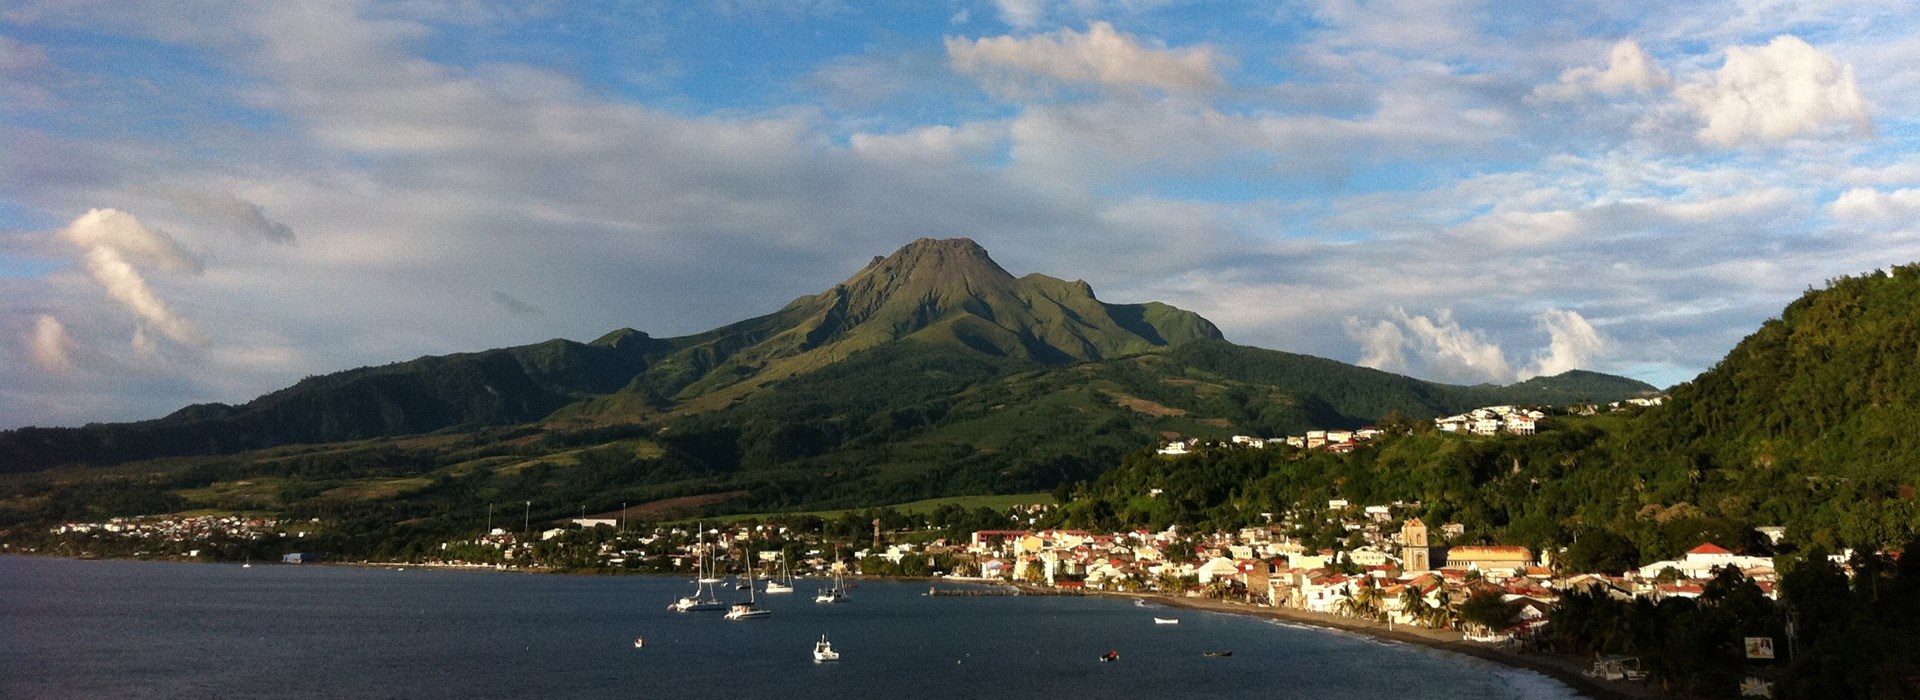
[0,556,1579,699]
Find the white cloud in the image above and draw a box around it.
[1831,187,1920,222]
[947,21,1227,96]
[1348,318,1408,374]
[1346,307,1612,384]
[1677,35,1872,147]
[57,208,203,346]
[1347,308,1514,384]
[58,208,201,274]
[30,314,78,373]
[1535,39,1670,100]
[1525,308,1607,379]
[993,0,1046,29]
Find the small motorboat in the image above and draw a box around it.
[813,635,840,662]
[1204,651,1232,657]
[1153,618,1179,625]
[725,602,771,620]
[633,638,645,648]
[1098,650,1121,662]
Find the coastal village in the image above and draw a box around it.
[29,399,1868,696]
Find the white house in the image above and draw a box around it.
[1637,543,1774,580]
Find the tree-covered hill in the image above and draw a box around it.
[1047,265,1920,557]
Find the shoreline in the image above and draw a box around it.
[8,554,1669,697]
[1074,588,1671,700]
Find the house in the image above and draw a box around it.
[1505,415,1537,435]
[1637,543,1774,580]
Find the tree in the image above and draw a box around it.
[1459,590,1518,635]
[1565,530,1641,575]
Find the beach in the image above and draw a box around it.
[1119,591,1670,700]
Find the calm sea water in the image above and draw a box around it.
[0,556,1577,699]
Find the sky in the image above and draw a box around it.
[4,0,1920,427]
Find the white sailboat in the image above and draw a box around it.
[814,555,848,604]
[765,554,794,594]
[726,546,772,620]
[672,529,727,612]
[813,635,840,663]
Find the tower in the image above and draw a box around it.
[1401,518,1431,573]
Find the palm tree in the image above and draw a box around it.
[1399,586,1433,627]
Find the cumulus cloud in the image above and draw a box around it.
[1348,308,1611,384]
[1525,309,1607,379]
[1831,187,1920,222]
[1348,318,1409,374]
[30,314,79,373]
[1347,308,1514,384]
[947,22,1228,96]
[1677,35,1871,146]
[58,208,203,346]
[1535,39,1670,100]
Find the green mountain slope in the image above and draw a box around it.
[0,238,1650,475]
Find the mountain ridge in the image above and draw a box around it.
[0,238,1652,472]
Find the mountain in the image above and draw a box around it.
[0,238,1649,474]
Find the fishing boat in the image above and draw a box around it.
[1098,650,1120,662]
[813,635,840,662]
[1203,651,1232,657]
[1153,618,1179,625]
[765,555,794,594]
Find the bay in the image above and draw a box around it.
[0,557,1576,699]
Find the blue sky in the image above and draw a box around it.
[4,0,1920,426]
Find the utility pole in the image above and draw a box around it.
[486,503,493,535]
[620,503,627,532]
[524,501,531,536]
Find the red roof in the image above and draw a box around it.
[1688,543,1733,555]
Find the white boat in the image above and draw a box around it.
[633,638,645,648]
[815,551,849,603]
[725,602,771,619]
[813,635,840,663]
[672,528,727,612]
[765,554,794,593]
[1153,618,1179,625]
[725,546,772,620]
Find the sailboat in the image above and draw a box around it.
[672,529,727,612]
[814,554,848,604]
[726,547,772,619]
[765,554,794,594]
[813,635,840,663]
